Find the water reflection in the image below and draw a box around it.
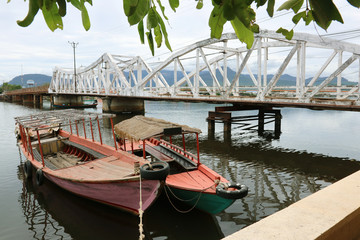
[10,101,360,239]
[17,164,224,240]
[169,130,360,235]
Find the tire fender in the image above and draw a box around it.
[216,183,248,200]
[24,161,32,179]
[36,169,44,186]
[140,161,170,180]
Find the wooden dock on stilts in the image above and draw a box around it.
[207,105,282,139]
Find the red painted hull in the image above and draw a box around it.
[45,173,161,214]
[20,131,162,215]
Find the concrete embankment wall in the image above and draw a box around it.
[224,170,360,240]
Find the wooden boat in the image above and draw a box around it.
[114,116,248,214]
[15,110,168,214]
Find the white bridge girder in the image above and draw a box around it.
[49,30,360,107]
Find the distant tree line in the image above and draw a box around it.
[0,83,22,94]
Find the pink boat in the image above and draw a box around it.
[15,110,168,214]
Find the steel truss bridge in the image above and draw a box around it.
[49,30,360,110]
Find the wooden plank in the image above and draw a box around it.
[90,160,134,176]
[57,164,119,180]
[145,145,173,162]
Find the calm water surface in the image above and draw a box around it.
[1,100,360,239]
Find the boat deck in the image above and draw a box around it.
[53,156,136,181]
[166,169,216,193]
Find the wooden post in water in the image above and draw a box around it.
[274,110,282,138]
[258,109,265,135]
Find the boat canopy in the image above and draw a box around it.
[114,115,202,141]
[15,109,115,130]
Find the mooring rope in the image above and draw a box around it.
[138,175,144,240]
[164,181,218,213]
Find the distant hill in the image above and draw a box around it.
[8,69,356,88]
[9,74,51,87]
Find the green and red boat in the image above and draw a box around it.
[114,116,248,214]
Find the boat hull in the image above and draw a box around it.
[45,173,161,214]
[19,139,161,215]
[167,186,235,214]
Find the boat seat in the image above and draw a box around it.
[143,145,174,162]
[32,148,58,170]
[62,140,107,159]
[158,144,197,170]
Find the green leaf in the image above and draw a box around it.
[42,1,63,31]
[70,0,81,10]
[233,0,256,28]
[156,0,168,20]
[231,17,254,48]
[209,4,227,39]
[17,0,40,27]
[212,0,222,6]
[255,0,266,7]
[278,0,304,13]
[292,11,305,24]
[56,0,66,17]
[155,10,172,51]
[147,7,158,30]
[138,19,145,44]
[347,0,360,8]
[127,0,150,26]
[276,27,294,40]
[146,31,155,56]
[309,0,343,30]
[251,23,260,33]
[266,0,275,17]
[223,1,235,20]
[154,25,162,48]
[196,0,203,9]
[80,0,90,30]
[292,10,314,25]
[44,0,55,11]
[169,0,179,12]
[124,0,138,16]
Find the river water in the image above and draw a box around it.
[1,100,360,240]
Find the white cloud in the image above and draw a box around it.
[0,0,359,83]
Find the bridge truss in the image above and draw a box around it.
[49,30,360,107]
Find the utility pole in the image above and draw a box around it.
[68,41,79,92]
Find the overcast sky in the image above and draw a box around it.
[0,0,359,83]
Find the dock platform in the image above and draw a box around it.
[224,170,360,240]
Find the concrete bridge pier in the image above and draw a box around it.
[53,95,84,107]
[102,97,144,114]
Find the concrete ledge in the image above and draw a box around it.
[224,170,360,240]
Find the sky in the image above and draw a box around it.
[0,0,359,83]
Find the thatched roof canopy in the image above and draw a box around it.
[114,115,202,141]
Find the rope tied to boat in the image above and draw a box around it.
[138,173,144,240]
[164,178,220,214]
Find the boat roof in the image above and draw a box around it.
[114,115,202,141]
[15,109,115,130]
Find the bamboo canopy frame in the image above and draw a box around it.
[114,115,202,141]
[15,109,115,130]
